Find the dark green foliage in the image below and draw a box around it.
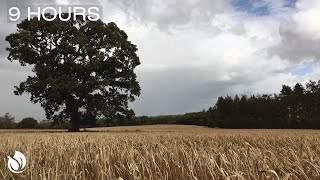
[17,117,38,129]
[210,81,320,129]
[5,14,141,132]
[99,112,209,127]
[36,120,53,129]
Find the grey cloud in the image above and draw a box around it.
[0,59,33,72]
[130,65,269,116]
[270,22,320,62]
[0,69,44,121]
[268,1,320,63]
[0,24,16,59]
[110,0,229,30]
[53,0,101,5]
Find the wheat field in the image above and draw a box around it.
[1,125,320,180]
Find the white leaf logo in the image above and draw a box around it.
[7,151,27,174]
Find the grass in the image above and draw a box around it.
[1,125,320,179]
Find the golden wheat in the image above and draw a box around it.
[1,125,320,180]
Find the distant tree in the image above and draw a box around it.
[37,119,53,129]
[305,80,320,128]
[0,113,16,129]
[18,117,38,129]
[6,14,141,132]
[292,83,306,127]
[280,85,293,127]
[205,107,217,127]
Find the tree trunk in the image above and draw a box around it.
[69,112,80,132]
[66,98,80,132]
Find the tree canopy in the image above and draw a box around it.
[17,117,38,129]
[6,14,141,131]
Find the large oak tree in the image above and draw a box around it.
[6,14,141,132]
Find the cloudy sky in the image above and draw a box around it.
[1,0,320,121]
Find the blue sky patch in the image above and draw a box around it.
[283,0,297,8]
[231,0,270,16]
[231,0,297,16]
[285,61,314,76]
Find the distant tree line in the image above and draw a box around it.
[1,80,319,129]
[0,114,69,129]
[97,112,208,127]
[210,80,320,129]
[104,80,320,129]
